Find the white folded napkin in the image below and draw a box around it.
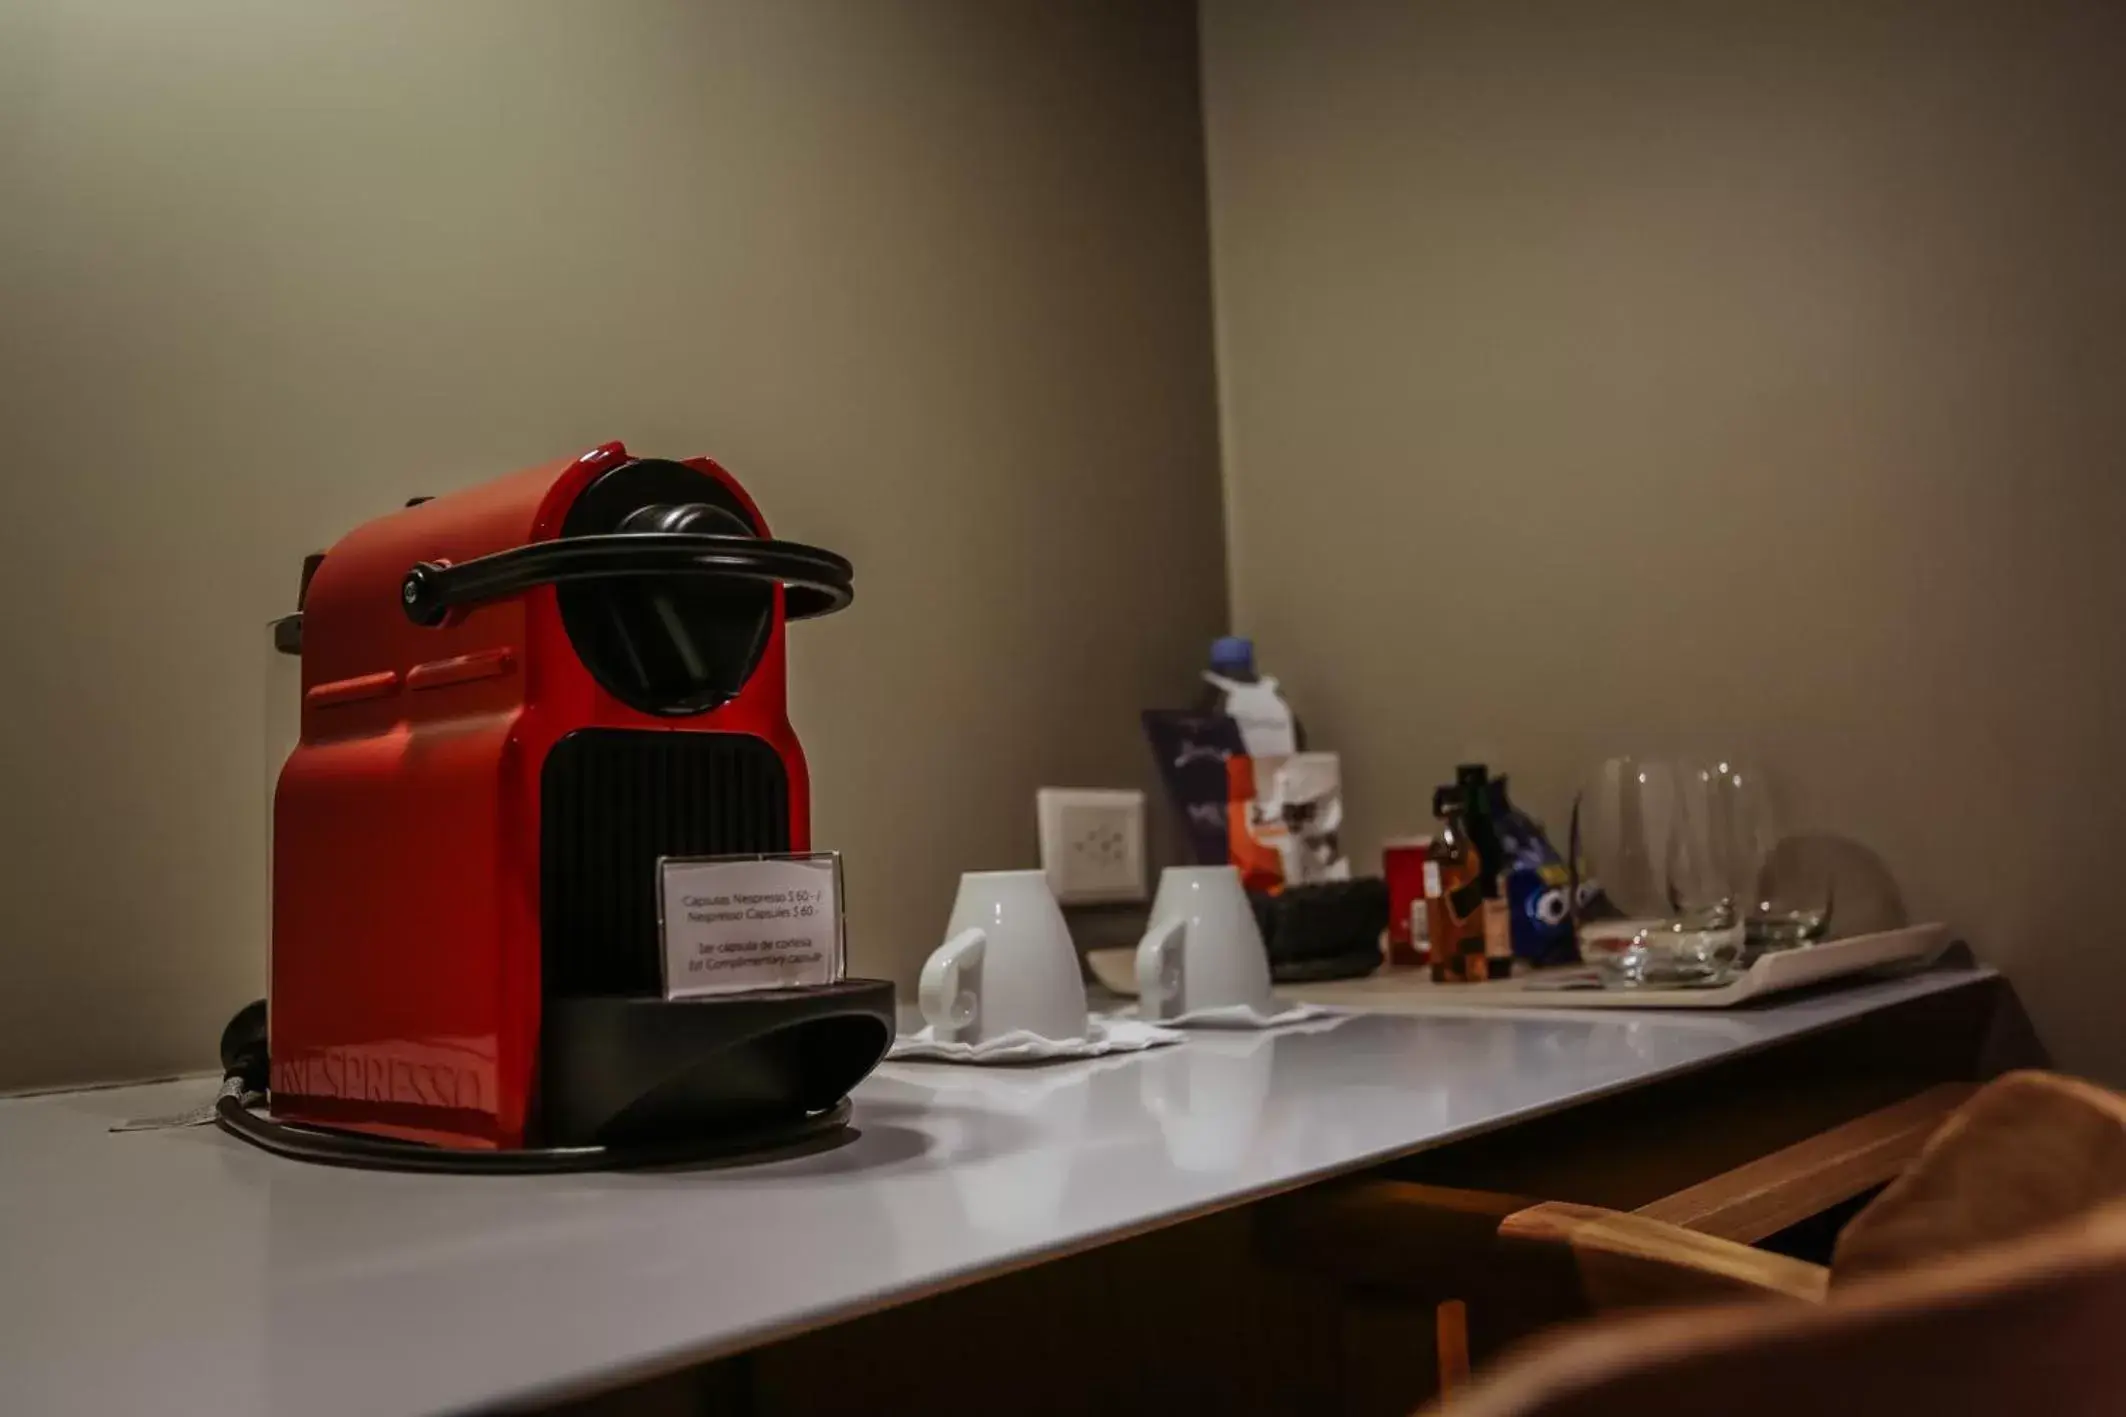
[887,1015,1183,1064]
[1122,1000,1343,1030]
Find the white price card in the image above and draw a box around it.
[657,853,844,999]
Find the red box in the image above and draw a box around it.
[1382,836,1434,966]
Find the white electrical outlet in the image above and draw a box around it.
[1036,787,1147,905]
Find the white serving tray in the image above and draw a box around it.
[1269,923,1953,1012]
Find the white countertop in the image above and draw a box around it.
[0,967,1991,1417]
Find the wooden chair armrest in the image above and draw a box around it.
[1633,1082,1976,1243]
[1499,1201,1829,1310]
[1259,1084,1966,1357]
[1259,1182,1825,1311]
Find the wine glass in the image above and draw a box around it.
[1708,760,1834,954]
[1573,757,1746,987]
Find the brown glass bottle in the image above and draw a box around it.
[1456,764,1515,980]
[1425,786,1491,983]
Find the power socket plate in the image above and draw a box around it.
[1036,787,1147,905]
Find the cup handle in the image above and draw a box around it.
[919,927,986,1038]
[1136,917,1187,1019]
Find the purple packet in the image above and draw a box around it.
[1142,710,1247,866]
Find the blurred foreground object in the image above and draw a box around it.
[1265,1071,2126,1411]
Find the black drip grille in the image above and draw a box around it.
[541,730,792,997]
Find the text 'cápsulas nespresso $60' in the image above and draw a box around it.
[230,442,895,1172]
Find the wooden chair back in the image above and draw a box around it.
[1832,1070,2126,1284]
[1439,1198,2126,1417]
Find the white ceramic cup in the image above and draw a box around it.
[919,870,1089,1044]
[1134,865,1274,1019]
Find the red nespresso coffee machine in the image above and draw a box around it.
[235,442,894,1170]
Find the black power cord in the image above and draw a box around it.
[212,1001,852,1174]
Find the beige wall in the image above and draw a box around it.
[0,1,1226,1090]
[1201,0,2126,1077]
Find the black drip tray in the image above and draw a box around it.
[540,980,895,1148]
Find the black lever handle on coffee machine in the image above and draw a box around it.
[400,533,855,627]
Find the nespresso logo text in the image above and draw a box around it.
[273,1050,487,1111]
